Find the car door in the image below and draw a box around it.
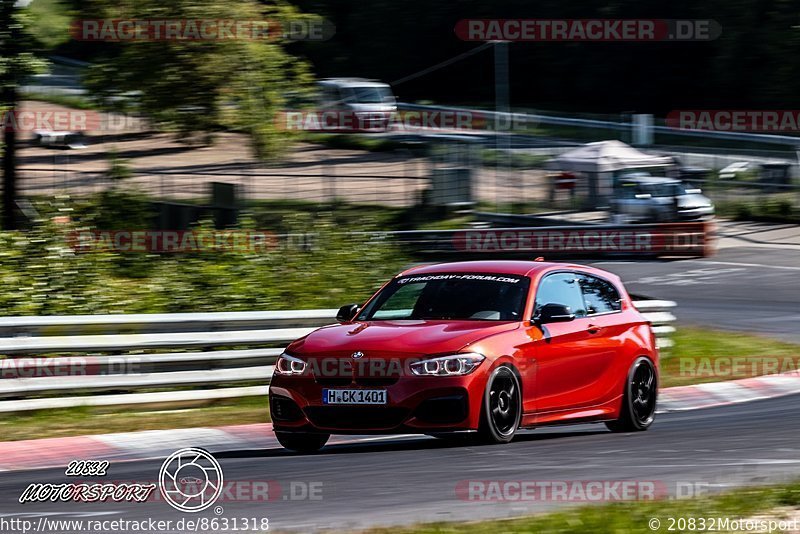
[524,272,598,416]
[614,181,637,217]
[630,184,652,220]
[571,273,625,407]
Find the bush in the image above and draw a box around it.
[0,200,408,316]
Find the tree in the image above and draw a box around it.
[81,0,315,158]
[1,0,46,230]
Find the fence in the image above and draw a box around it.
[0,302,677,413]
[18,159,432,208]
[17,151,799,219]
[16,100,800,215]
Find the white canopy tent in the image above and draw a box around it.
[547,140,675,207]
[548,140,674,173]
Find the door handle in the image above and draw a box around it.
[587,324,602,335]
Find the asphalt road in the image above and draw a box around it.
[590,246,800,343]
[1,395,799,531]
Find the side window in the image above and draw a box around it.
[534,273,587,318]
[579,275,622,315]
[320,87,338,107]
[619,183,636,199]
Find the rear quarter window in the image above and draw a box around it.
[579,274,622,315]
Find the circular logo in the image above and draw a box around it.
[351,351,364,359]
[159,448,224,513]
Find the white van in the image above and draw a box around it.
[317,78,397,131]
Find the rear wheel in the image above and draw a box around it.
[606,357,657,432]
[478,366,521,444]
[275,431,330,453]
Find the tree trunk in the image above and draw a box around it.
[2,87,16,231]
[1,0,18,230]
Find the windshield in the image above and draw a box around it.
[358,273,530,321]
[343,86,395,104]
[646,183,688,197]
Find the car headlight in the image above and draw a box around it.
[275,353,307,376]
[410,353,485,376]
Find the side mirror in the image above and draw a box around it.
[534,303,576,325]
[336,304,360,323]
[685,188,702,194]
[634,193,652,200]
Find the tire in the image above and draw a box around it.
[477,366,522,444]
[275,431,330,453]
[606,357,657,432]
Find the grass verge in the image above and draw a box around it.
[0,396,269,442]
[364,481,800,534]
[661,326,800,388]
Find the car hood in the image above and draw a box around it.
[289,320,519,356]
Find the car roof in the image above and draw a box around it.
[318,78,391,88]
[619,175,680,185]
[400,260,590,278]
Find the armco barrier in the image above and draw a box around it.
[0,302,676,412]
[386,222,715,258]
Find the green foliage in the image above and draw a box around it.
[81,0,315,158]
[0,196,407,316]
[0,397,269,442]
[24,0,72,50]
[481,149,549,169]
[0,4,49,90]
[715,196,799,223]
[22,92,98,110]
[105,153,133,183]
[661,326,800,387]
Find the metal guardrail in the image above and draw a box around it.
[0,303,676,412]
[398,102,800,147]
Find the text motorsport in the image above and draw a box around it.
[17,449,223,511]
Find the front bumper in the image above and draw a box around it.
[677,206,715,220]
[269,371,486,434]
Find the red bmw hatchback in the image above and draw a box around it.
[269,260,658,452]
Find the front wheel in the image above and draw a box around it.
[478,366,521,444]
[606,357,657,432]
[275,431,330,453]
